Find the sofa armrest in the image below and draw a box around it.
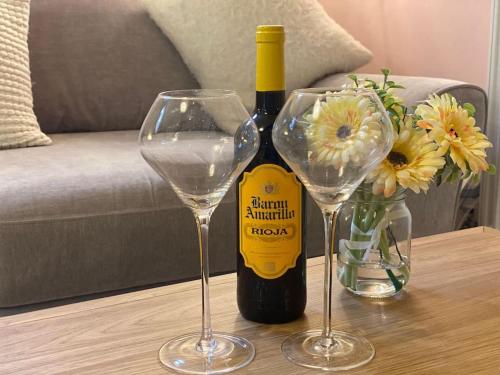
[312,73,488,237]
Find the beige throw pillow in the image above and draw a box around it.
[142,0,372,109]
[0,0,51,149]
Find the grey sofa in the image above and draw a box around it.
[0,0,487,307]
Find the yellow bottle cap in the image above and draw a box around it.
[256,25,285,43]
[256,25,285,92]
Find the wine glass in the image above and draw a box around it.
[272,88,393,371]
[139,89,259,374]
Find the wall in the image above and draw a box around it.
[483,0,500,228]
[319,0,493,89]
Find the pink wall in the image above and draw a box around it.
[319,0,493,89]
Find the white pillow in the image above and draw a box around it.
[142,0,372,109]
[0,0,51,149]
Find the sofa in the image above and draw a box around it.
[0,0,487,307]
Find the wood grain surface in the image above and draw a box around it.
[1,227,500,374]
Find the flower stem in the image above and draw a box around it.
[379,228,403,292]
[387,226,411,284]
[339,196,391,291]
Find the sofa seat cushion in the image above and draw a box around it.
[0,130,238,306]
[0,130,194,223]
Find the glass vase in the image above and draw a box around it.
[337,186,411,298]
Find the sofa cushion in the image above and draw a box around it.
[0,0,51,149]
[142,0,372,110]
[0,130,227,307]
[0,131,185,223]
[28,0,200,134]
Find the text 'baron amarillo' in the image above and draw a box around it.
[245,196,295,220]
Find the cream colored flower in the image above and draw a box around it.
[415,94,492,174]
[366,117,445,197]
[305,93,383,169]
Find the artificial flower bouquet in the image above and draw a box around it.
[337,69,495,296]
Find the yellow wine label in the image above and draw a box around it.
[239,164,302,279]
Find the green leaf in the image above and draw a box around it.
[382,72,389,89]
[463,102,476,117]
[487,164,496,175]
[386,108,398,118]
[445,164,461,183]
[446,172,458,183]
[435,167,446,186]
[437,164,452,185]
[381,68,391,77]
[436,174,443,186]
[471,174,481,185]
[347,74,359,87]
[391,84,405,89]
[384,98,395,107]
[364,79,378,88]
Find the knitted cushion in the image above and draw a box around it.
[0,0,50,149]
[142,0,372,110]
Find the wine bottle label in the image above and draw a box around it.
[239,164,302,279]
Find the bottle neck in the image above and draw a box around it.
[255,91,285,115]
[255,25,285,117]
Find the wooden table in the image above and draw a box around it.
[1,227,500,374]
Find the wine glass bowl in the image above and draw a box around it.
[273,88,393,211]
[140,89,259,213]
[139,89,259,374]
[273,88,393,371]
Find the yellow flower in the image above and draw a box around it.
[366,118,445,197]
[305,93,383,169]
[415,94,492,174]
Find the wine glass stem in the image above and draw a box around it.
[195,212,215,352]
[320,208,339,348]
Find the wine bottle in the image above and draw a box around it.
[237,25,306,323]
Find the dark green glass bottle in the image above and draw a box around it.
[236,25,306,324]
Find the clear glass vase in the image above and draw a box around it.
[337,186,411,298]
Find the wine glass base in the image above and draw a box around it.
[159,332,255,375]
[281,329,375,371]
